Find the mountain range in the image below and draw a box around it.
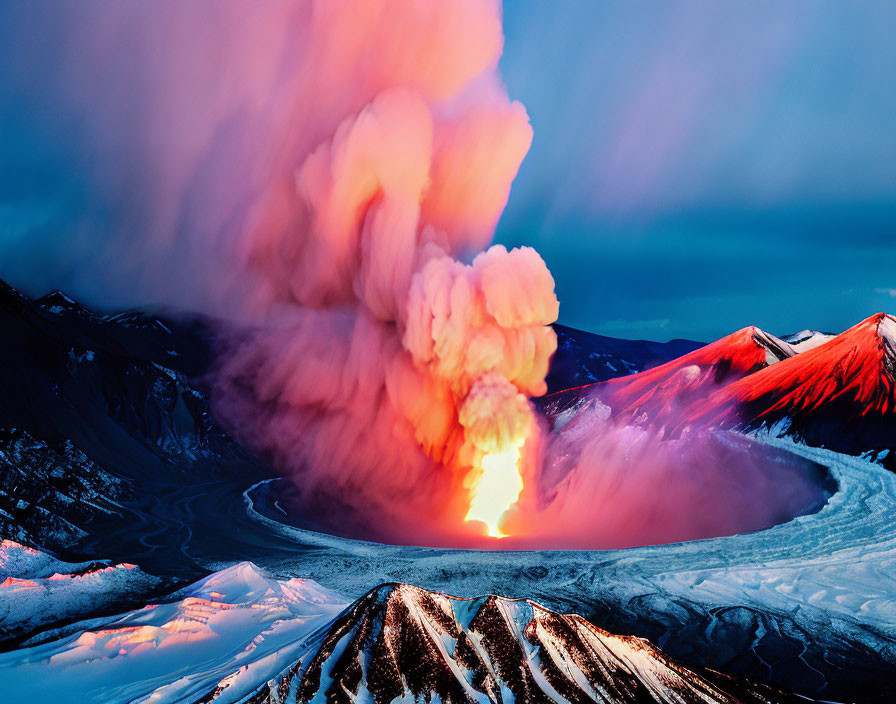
[0,541,806,704]
[544,324,702,393]
[541,313,896,469]
[2,278,895,702]
[0,279,274,579]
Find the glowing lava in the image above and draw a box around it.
[465,444,524,538]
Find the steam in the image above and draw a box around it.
[0,0,558,542]
[0,1,831,548]
[196,0,560,543]
[504,401,829,549]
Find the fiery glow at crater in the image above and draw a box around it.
[465,444,524,538]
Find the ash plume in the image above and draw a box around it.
[0,0,558,542]
[0,1,829,548]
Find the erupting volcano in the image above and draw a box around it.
[0,0,851,554]
[2,1,896,702]
[0,0,562,548]
[183,1,564,545]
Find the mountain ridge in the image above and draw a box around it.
[539,325,793,424]
[687,313,896,466]
[230,581,808,704]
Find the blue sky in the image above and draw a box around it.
[496,1,896,340]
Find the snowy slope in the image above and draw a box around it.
[0,567,805,704]
[783,329,836,353]
[0,561,345,704]
[0,540,164,647]
[541,315,896,470]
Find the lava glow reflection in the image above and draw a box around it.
[465,445,524,538]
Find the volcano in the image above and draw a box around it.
[539,325,794,424]
[687,313,896,467]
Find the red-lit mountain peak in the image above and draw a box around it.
[691,313,896,426]
[596,325,795,421]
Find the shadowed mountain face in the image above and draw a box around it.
[544,324,702,394]
[240,583,806,704]
[0,280,275,577]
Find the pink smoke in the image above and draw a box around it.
[500,401,828,549]
[201,0,560,545]
[1,1,830,548]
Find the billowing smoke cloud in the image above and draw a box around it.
[0,0,559,542]
[502,400,829,549]
[0,1,829,549]
[199,1,562,544]
[213,245,558,544]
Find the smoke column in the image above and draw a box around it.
[0,1,828,548]
[199,1,563,543]
[0,0,558,543]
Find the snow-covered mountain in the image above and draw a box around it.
[0,547,806,704]
[274,583,805,704]
[0,548,346,704]
[783,329,836,353]
[0,539,164,648]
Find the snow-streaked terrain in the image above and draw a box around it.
[253,583,803,704]
[0,560,345,703]
[783,329,836,353]
[0,555,805,704]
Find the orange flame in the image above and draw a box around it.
[464,443,524,538]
